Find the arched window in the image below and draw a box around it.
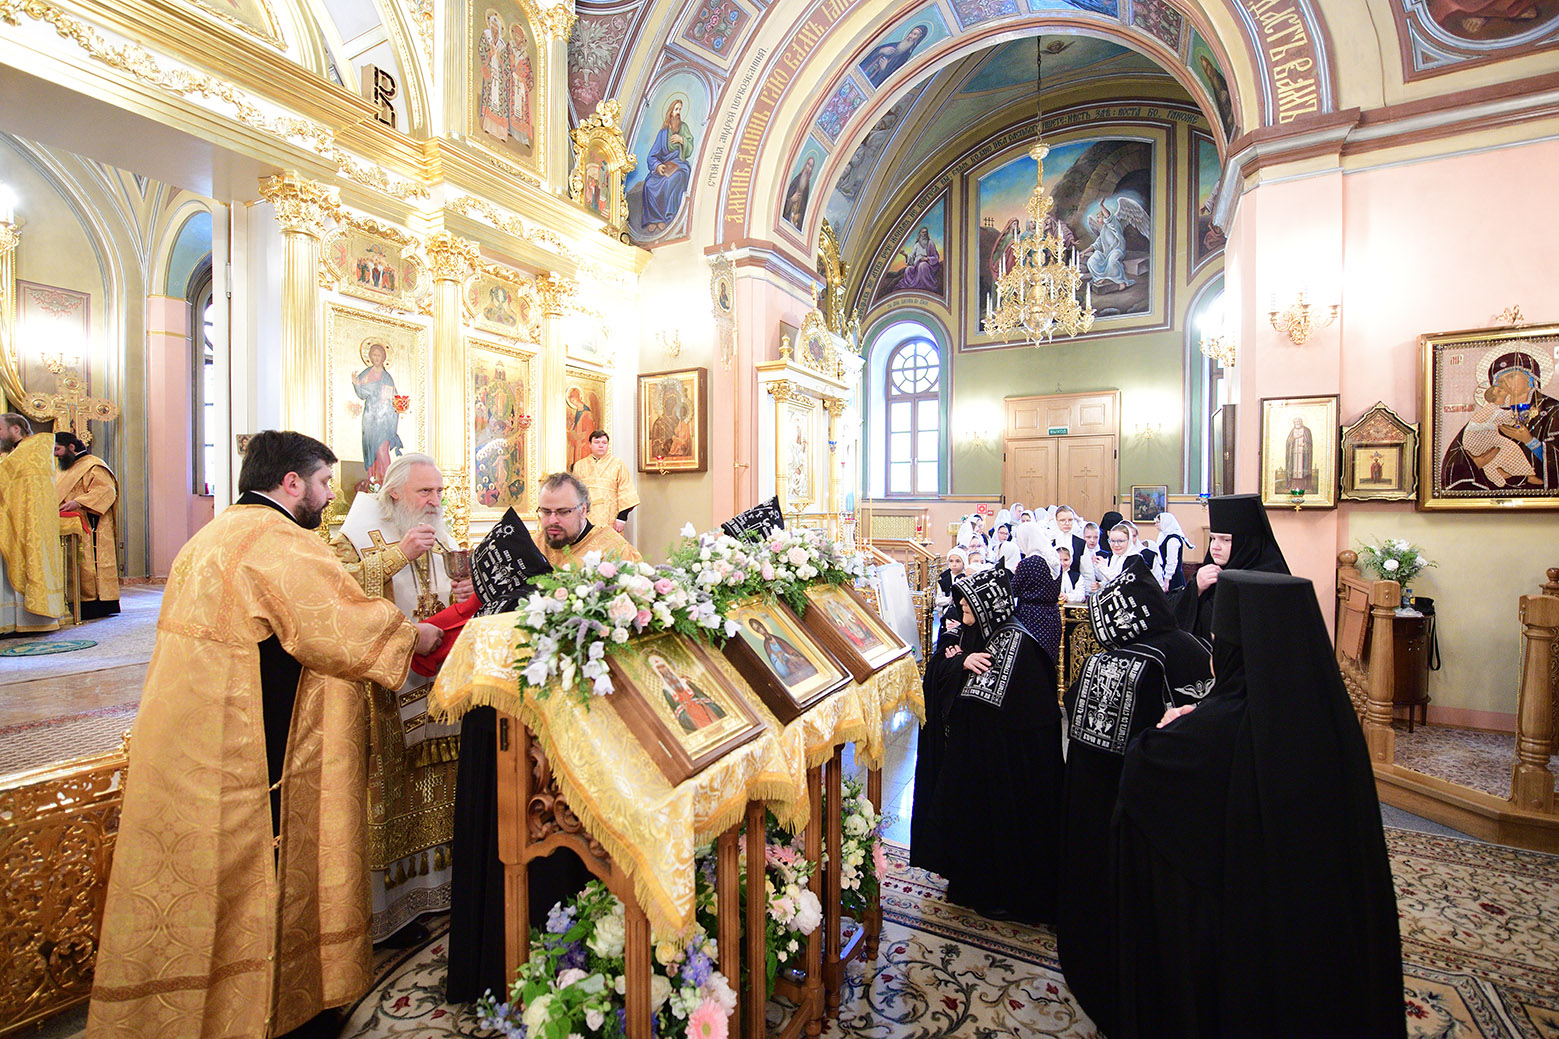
[884,337,940,496]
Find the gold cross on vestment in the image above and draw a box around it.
[26,360,118,445]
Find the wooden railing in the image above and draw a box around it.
[1335,551,1400,764]
[0,742,128,1036]
[867,538,941,659]
[1513,592,1558,814]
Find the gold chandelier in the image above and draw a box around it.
[983,37,1095,346]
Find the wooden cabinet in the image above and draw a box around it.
[1003,392,1119,511]
[1392,614,1431,730]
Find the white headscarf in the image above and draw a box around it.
[1014,520,1061,577]
[995,508,1013,528]
[1154,511,1194,550]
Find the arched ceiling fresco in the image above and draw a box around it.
[578,0,1289,257]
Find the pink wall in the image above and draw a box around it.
[145,295,210,577]
[1226,137,1559,714]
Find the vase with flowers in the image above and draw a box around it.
[1355,538,1436,607]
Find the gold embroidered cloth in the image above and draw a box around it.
[54,453,119,605]
[86,506,417,1039]
[427,603,925,933]
[0,433,64,626]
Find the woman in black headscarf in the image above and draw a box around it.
[927,565,1065,923]
[1173,493,1289,641]
[1096,510,1124,565]
[1111,571,1405,1039]
[1057,558,1212,1037]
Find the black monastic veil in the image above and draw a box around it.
[1112,570,1405,1039]
[1173,493,1290,641]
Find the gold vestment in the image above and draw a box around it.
[54,453,120,608]
[87,505,417,1039]
[330,497,459,941]
[0,433,64,631]
[571,454,641,529]
[540,521,643,569]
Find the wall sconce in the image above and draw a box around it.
[655,328,681,357]
[1268,290,1338,345]
[1199,332,1237,367]
[0,184,16,225]
[1136,421,1163,441]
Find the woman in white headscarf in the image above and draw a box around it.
[1013,520,1060,573]
[934,547,970,633]
[1152,512,1194,593]
[990,522,1022,572]
[1095,521,1141,583]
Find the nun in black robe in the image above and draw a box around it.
[929,564,1065,924]
[1173,493,1290,642]
[1057,559,1212,1037]
[909,606,963,874]
[1112,571,1405,1039]
[445,510,591,1004]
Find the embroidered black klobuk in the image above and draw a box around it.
[471,508,553,616]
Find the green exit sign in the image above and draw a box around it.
[1047,425,1069,435]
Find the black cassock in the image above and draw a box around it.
[1057,561,1212,1037]
[1112,571,1405,1039]
[908,612,963,875]
[1173,493,1289,641]
[445,510,591,1004]
[927,569,1064,924]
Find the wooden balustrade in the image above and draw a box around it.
[1335,551,1401,764]
[1512,595,1559,814]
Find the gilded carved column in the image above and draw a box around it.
[259,172,338,441]
[538,273,575,476]
[542,4,578,191]
[822,395,846,539]
[0,219,24,411]
[426,233,479,474]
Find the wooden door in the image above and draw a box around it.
[1058,436,1116,519]
[1004,439,1056,509]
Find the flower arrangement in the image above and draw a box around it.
[476,880,736,1039]
[515,550,737,703]
[753,837,822,986]
[834,777,889,917]
[1356,537,1436,585]
[691,824,822,993]
[667,522,865,618]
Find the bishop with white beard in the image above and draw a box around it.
[332,452,475,945]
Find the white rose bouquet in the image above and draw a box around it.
[514,550,736,703]
[1355,537,1436,585]
[669,522,866,617]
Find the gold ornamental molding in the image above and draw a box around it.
[410,0,433,62]
[0,0,428,203]
[448,195,634,288]
[426,232,480,283]
[259,171,340,237]
[537,272,576,317]
[821,395,847,418]
[541,2,576,40]
[0,222,17,255]
[766,379,796,403]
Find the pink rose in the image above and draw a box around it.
[654,577,677,595]
[635,608,653,628]
[607,593,637,624]
[598,562,618,579]
[553,587,569,600]
[761,563,775,581]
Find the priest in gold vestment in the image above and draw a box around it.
[88,432,442,1039]
[54,431,120,618]
[571,429,639,535]
[0,414,64,633]
[330,452,473,944]
[537,471,642,568]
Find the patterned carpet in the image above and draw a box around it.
[1394,722,1559,800]
[0,702,137,775]
[335,833,1559,1039]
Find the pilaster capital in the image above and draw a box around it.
[821,395,847,418]
[538,272,576,317]
[426,232,480,283]
[259,171,339,238]
[542,3,577,41]
[0,221,17,256]
[766,379,795,403]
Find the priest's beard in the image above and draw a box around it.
[296,483,329,530]
[386,496,452,545]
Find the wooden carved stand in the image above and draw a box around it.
[766,765,825,1039]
